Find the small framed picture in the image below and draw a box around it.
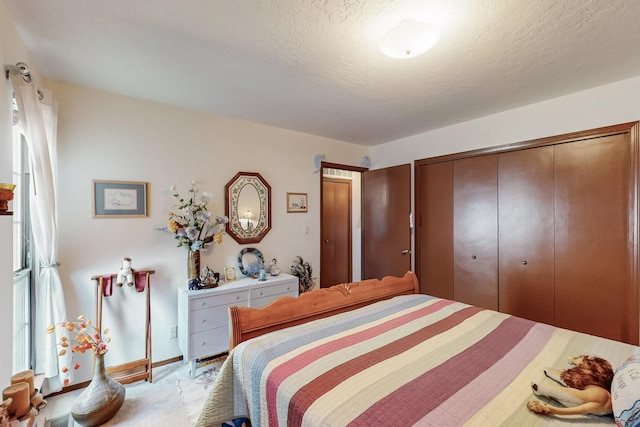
[93,180,148,218]
[287,192,308,213]
[224,267,236,282]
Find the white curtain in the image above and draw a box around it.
[8,68,69,393]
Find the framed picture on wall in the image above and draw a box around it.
[93,180,148,218]
[287,192,308,213]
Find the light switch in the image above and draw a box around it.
[304,225,309,235]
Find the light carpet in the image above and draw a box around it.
[36,361,220,426]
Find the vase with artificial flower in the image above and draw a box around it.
[47,315,124,427]
[164,181,227,289]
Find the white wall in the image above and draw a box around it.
[372,76,640,167]
[51,81,369,381]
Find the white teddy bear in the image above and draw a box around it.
[116,257,134,287]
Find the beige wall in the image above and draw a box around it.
[51,81,369,381]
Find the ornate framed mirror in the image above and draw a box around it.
[225,172,271,244]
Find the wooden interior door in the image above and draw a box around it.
[362,164,411,280]
[554,133,637,344]
[453,155,498,310]
[498,146,555,324]
[417,161,454,299]
[321,178,352,287]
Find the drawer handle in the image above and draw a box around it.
[201,342,206,346]
[201,319,206,323]
[236,295,240,300]
[201,301,206,306]
[260,291,263,296]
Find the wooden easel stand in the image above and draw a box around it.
[91,270,155,385]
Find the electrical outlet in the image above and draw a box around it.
[169,325,177,339]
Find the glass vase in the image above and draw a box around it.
[71,353,125,426]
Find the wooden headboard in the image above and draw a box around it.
[228,271,419,350]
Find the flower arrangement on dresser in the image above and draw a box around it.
[166,181,228,251]
[163,181,228,289]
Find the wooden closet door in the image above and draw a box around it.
[362,164,412,280]
[555,134,637,344]
[498,146,555,324]
[453,155,498,310]
[417,161,454,299]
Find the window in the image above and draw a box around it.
[12,129,34,374]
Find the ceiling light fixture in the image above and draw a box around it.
[379,19,440,59]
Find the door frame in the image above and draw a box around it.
[320,162,368,286]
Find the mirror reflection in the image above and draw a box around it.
[238,184,260,232]
[225,172,271,244]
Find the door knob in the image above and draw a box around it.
[521,260,528,265]
[401,249,410,255]
[471,255,477,259]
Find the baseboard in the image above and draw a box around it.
[45,356,184,398]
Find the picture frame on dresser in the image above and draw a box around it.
[224,267,236,282]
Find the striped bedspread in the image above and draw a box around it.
[196,295,638,426]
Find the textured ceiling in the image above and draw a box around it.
[4,0,640,146]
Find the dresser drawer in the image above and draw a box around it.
[249,281,296,300]
[190,305,228,333]
[189,292,247,311]
[189,326,228,359]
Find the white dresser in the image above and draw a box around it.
[178,273,298,376]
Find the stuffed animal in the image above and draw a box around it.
[527,355,614,417]
[116,256,134,287]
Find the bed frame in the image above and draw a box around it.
[228,271,419,349]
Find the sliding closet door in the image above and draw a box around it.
[554,134,637,344]
[453,155,498,310]
[417,161,454,299]
[498,146,555,324]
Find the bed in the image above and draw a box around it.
[196,272,640,426]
